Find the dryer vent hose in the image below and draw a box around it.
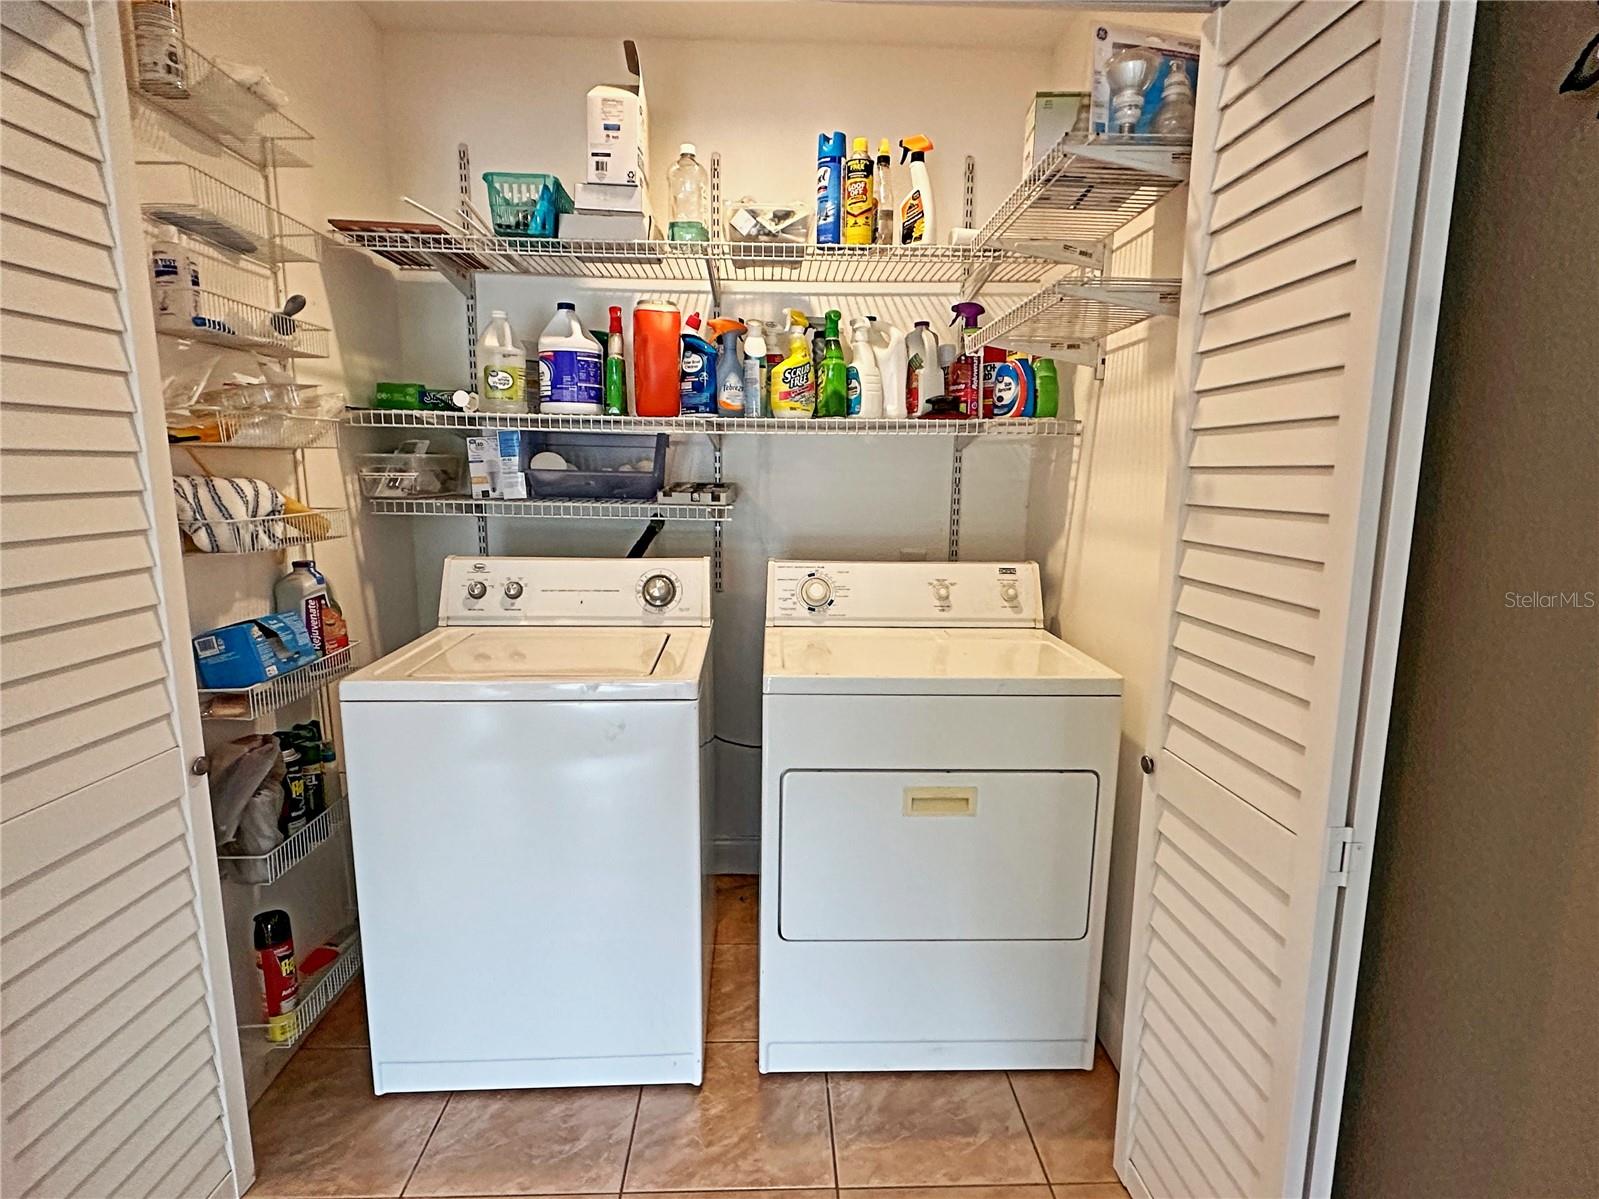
[627,518,666,558]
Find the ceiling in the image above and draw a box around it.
[359,1,1207,50]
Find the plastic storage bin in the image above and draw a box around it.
[358,450,464,498]
[524,433,667,501]
[482,172,575,238]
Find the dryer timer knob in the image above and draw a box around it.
[1000,583,1020,604]
[465,580,488,600]
[642,574,677,608]
[503,580,524,600]
[800,576,832,607]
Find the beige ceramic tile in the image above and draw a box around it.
[248,1047,447,1198]
[404,1086,641,1196]
[1050,1185,1130,1199]
[828,1072,1046,1187]
[706,944,758,1042]
[633,1192,834,1199]
[1009,1051,1120,1184]
[846,1187,1053,1199]
[714,875,758,945]
[623,1042,833,1191]
[303,979,368,1049]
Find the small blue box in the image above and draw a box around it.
[193,612,319,689]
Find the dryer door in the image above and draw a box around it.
[779,769,1099,941]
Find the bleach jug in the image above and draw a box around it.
[538,303,603,415]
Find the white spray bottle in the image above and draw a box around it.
[868,316,909,420]
[846,317,884,419]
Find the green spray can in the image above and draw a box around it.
[603,306,628,416]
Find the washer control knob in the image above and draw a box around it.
[503,580,524,600]
[1000,583,1020,605]
[800,576,832,607]
[641,574,677,609]
[932,582,951,603]
[465,580,488,600]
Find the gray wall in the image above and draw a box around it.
[1334,5,1599,1197]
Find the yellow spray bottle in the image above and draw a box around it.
[769,309,815,417]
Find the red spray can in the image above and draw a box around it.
[254,909,299,1042]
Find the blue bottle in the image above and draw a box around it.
[679,313,718,415]
[816,132,845,245]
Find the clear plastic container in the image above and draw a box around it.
[524,433,666,501]
[667,145,709,242]
[481,172,575,238]
[358,451,464,498]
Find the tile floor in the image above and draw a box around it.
[247,877,1128,1199]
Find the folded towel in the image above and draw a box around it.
[173,476,289,552]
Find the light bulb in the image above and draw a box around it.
[1153,64,1195,137]
[1106,47,1160,134]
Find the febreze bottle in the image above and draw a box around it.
[770,310,815,417]
[898,135,936,245]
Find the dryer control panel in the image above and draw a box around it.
[768,561,1043,627]
[439,556,712,626]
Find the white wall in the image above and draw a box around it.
[377,28,1060,867]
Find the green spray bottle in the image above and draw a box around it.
[815,310,849,418]
[604,305,627,415]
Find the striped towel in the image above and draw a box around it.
[172,476,290,553]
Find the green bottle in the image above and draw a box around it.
[603,306,628,416]
[815,309,849,418]
[1033,357,1059,418]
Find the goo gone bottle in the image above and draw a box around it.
[478,310,528,413]
[539,302,604,415]
[253,909,299,1043]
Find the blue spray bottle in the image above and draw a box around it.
[816,131,845,245]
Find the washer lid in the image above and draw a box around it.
[340,625,709,701]
[762,627,1122,696]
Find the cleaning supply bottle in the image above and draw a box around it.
[478,309,528,413]
[815,310,849,418]
[843,136,875,245]
[710,317,747,417]
[897,135,936,245]
[742,319,769,418]
[904,320,942,417]
[770,310,815,417]
[538,302,604,415]
[1033,357,1059,419]
[991,356,1034,419]
[868,316,909,419]
[873,139,895,245]
[948,301,986,418]
[668,144,710,241]
[633,299,681,417]
[816,131,845,245]
[679,312,718,415]
[604,305,627,415]
[846,317,884,418]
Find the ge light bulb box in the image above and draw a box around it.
[468,432,531,501]
[1090,24,1201,136]
[586,40,648,187]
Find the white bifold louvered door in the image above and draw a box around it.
[1116,3,1470,1198]
[1,3,246,1198]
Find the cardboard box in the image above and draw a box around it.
[575,182,649,215]
[586,41,648,186]
[467,431,531,500]
[558,210,658,240]
[1090,24,1200,136]
[193,613,319,689]
[1022,92,1088,175]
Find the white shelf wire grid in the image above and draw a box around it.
[198,642,359,722]
[132,40,313,168]
[174,406,341,449]
[978,134,1192,251]
[218,789,346,886]
[367,496,732,522]
[242,935,362,1051]
[180,505,349,555]
[711,242,1052,286]
[344,409,1078,438]
[142,160,321,264]
[156,289,329,358]
[968,277,1183,352]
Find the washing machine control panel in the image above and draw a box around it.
[768,561,1043,626]
[439,556,712,625]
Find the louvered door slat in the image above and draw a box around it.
[0,217,119,287]
[1119,3,1456,1195]
[0,1,90,66]
[0,120,107,200]
[2,492,153,543]
[1,265,123,329]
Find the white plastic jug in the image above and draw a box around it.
[479,310,528,413]
[538,302,604,415]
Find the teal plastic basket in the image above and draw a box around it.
[482,172,574,238]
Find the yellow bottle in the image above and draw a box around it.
[843,136,875,245]
[769,310,815,417]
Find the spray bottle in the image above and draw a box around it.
[816,131,845,245]
[770,310,815,417]
[897,135,936,245]
[604,305,627,415]
[846,317,884,418]
[679,312,718,415]
[742,318,768,418]
[867,317,909,419]
[948,301,986,419]
[710,317,747,417]
[815,310,849,418]
[873,139,895,245]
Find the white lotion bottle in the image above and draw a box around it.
[847,317,884,419]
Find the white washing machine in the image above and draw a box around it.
[340,555,713,1092]
[759,560,1121,1073]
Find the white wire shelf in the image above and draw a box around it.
[198,643,359,721]
[344,409,1077,437]
[171,406,342,449]
[131,39,313,168]
[967,278,1183,354]
[179,504,348,554]
[978,134,1191,263]
[218,791,345,886]
[367,496,732,521]
[242,933,361,1051]
[156,290,329,358]
[141,160,321,264]
[713,242,1051,285]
